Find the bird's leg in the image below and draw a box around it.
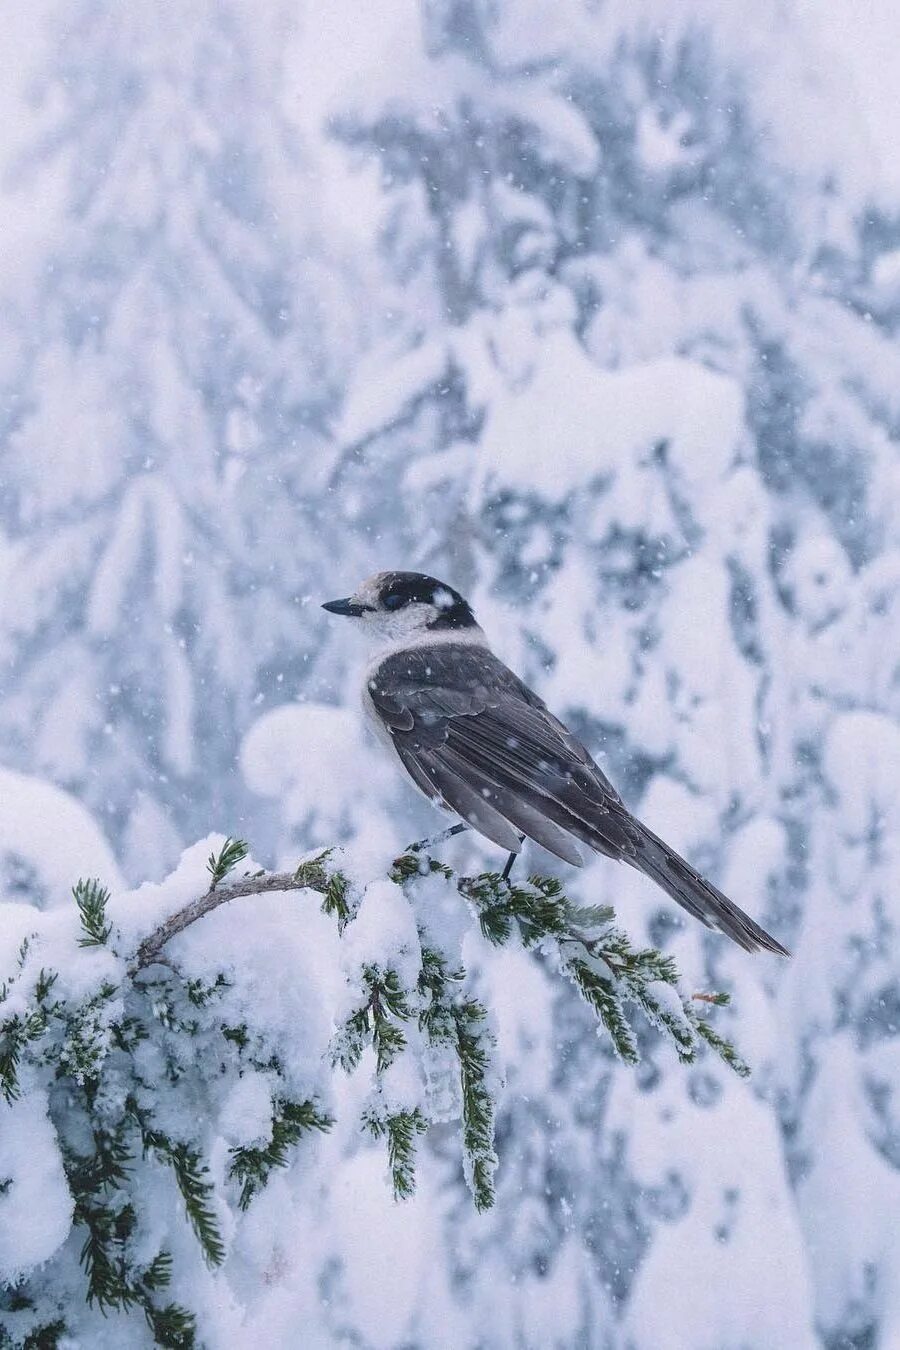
[408,821,469,854]
[501,836,526,882]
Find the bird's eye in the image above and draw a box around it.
[383,594,406,611]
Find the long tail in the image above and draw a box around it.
[627,820,790,956]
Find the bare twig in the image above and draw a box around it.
[130,865,329,973]
[408,822,469,854]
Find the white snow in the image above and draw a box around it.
[475,331,743,502]
[337,338,449,446]
[0,1091,73,1282]
[240,702,395,850]
[0,766,123,908]
[340,879,422,996]
[219,1072,277,1150]
[1,0,899,1345]
[327,1152,445,1348]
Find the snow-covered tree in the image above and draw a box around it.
[0,0,368,876]
[0,815,748,1347]
[0,767,123,912]
[253,2,900,1344]
[2,0,900,1345]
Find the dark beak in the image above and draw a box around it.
[321,597,371,617]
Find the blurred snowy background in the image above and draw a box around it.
[2,1,900,1346]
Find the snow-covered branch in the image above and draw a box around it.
[131,840,336,972]
[0,834,748,1347]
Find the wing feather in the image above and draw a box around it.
[369,643,624,858]
[367,642,789,955]
[432,745,584,866]
[394,742,523,853]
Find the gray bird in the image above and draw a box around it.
[322,571,789,956]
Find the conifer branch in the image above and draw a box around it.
[362,1105,428,1200]
[455,864,747,1076]
[132,863,332,971]
[74,878,112,947]
[0,834,754,1345]
[229,1098,333,1210]
[206,837,249,890]
[452,998,498,1211]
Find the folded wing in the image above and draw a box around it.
[368,643,788,955]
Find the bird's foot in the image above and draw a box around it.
[501,835,526,882]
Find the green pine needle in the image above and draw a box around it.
[321,870,352,932]
[206,837,249,889]
[0,1020,25,1103]
[159,1142,226,1267]
[142,1301,197,1349]
[566,956,640,1065]
[0,1003,52,1103]
[363,1106,428,1200]
[331,964,414,1074]
[692,1017,751,1078]
[140,1250,173,1291]
[390,852,453,884]
[21,1318,67,1350]
[73,879,112,947]
[229,1097,333,1210]
[453,998,498,1212]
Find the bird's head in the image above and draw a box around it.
[322,571,480,643]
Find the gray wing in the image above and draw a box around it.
[367,643,635,868]
[368,643,789,956]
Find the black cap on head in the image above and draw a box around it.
[375,572,477,629]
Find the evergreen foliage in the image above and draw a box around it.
[230,1097,333,1211]
[0,839,744,1344]
[206,838,249,890]
[0,0,896,1342]
[361,1105,429,1201]
[0,0,362,869]
[460,868,748,1076]
[73,880,112,948]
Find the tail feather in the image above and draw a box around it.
[628,822,790,957]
